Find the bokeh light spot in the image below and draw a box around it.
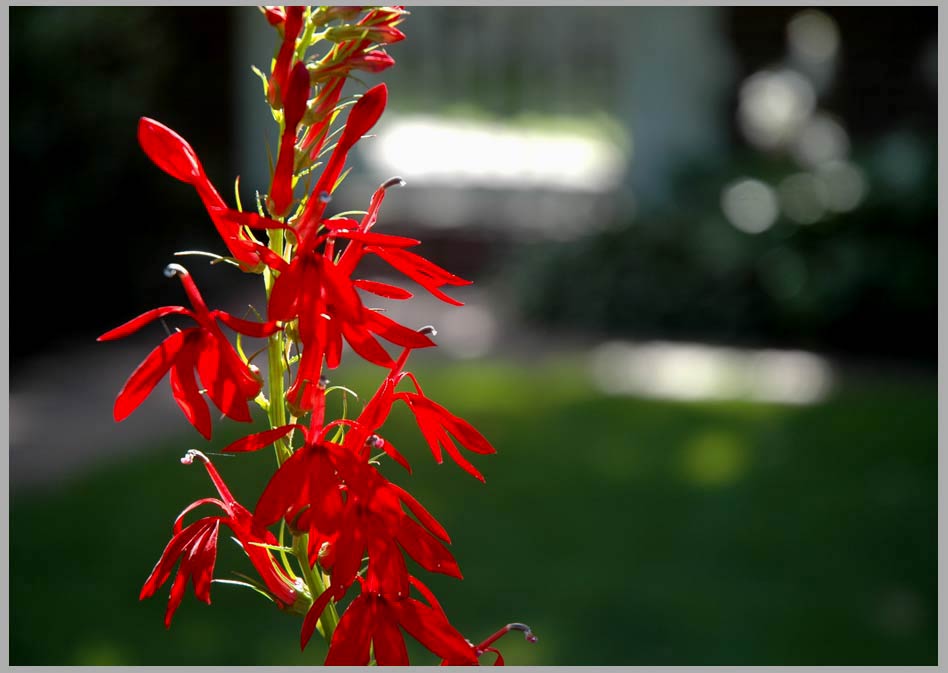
[679,430,750,488]
[721,178,779,234]
[787,9,840,65]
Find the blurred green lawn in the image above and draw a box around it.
[11,358,936,665]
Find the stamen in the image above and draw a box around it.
[164,263,188,278]
[381,176,406,190]
[180,448,209,465]
[418,324,437,337]
[475,623,538,654]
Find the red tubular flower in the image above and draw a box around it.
[295,83,390,248]
[355,349,498,481]
[140,450,298,627]
[137,117,288,271]
[304,574,477,664]
[98,264,279,438]
[269,61,311,217]
[268,5,305,107]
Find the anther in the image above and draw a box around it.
[164,263,188,278]
[381,176,406,190]
[180,448,209,465]
[318,375,330,390]
[418,325,437,337]
[365,434,384,450]
[319,191,332,204]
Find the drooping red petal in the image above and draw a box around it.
[222,425,302,453]
[395,598,477,664]
[379,437,411,473]
[300,586,337,651]
[392,483,451,544]
[396,516,462,579]
[168,333,212,439]
[97,306,193,341]
[363,309,437,350]
[253,448,309,527]
[368,245,470,306]
[331,230,420,248]
[373,605,410,665]
[189,520,220,604]
[212,311,281,338]
[114,329,189,422]
[324,593,375,665]
[341,319,395,368]
[268,255,304,321]
[353,279,413,300]
[141,518,205,601]
[194,331,252,423]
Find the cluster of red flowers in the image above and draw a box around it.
[99,6,534,666]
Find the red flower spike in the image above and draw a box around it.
[140,450,298,627]
[99,264,274,438]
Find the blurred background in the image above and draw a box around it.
[10,6,936,665]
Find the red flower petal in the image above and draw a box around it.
[194,331,252,423]
[391,483,451,544]
[396,517,462,579]
[394,598,476,663]
[212,311,281,338]
[222,425,302,453]
[300,587,337,651]
[97,306,193,341]
[114,329,189,422]
[373,605,410,665]
[353,279,413,300]
[324,593,375,665]
[168,334,212,439]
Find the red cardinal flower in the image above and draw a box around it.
[349,346,498,481]
[303,574,477,664]
[137,117,288,271]
[140,450,298,627]
[98,264,279,438]
[224,418,459,598]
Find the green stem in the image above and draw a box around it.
[265,228,292,466]
[293,533,340,645]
